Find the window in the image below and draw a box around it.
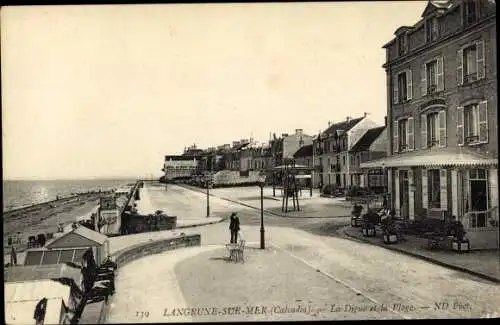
[463,44,478,82]
[426,17,439,42]
[422,57,444,96]
[427,113,439,147]
[343,156,346,166]
[458,101,488,145]
[428,169,441,208]
[421,110,447,149]
[393,70,412,104]
[458,41,485,85]
[462,0,479,26]
[426,60,437,93]
[393,117,414,153]
[465,169,489,228]
[397,33,408,56]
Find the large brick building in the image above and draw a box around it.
[362,0,498,249]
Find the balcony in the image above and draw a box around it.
[463,73,478,84]
[465,135,480,145]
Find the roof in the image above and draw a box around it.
[360,147,498,169]
[321,117,364,138]
[293,145,313,158]
[165,155,200,161]
[4,264,82,284]
[5,279,71,304]
[45,226,108,248]
[6,297,64,325]
[349,126,386,152]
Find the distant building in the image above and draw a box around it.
[163,155,201,180]
[316,114,380,188]
[349,125,388,191]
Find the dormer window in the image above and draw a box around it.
[397,33,408,56]
[462,0,479,26]
[425,17,439,43]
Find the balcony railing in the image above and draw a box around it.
[427,84,437,94]
[464,207,498,229]
[465,135,480,144]
[463,73,478,84]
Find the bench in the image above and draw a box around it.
[225,240,245,263]
[424,232,452,250]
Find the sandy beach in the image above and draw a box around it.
[3,192,105,258]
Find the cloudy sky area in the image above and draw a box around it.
[2,2,426,180]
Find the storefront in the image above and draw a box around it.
[361,147,498,249]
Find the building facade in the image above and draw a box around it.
[362,0,498,249]
[349,125,388,191]
[163,155,201,180]
[317,114,380,188]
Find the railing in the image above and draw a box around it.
[464,206,498,230]
[463,73,478,84]
[427,84,437,94]
[465,135,480,144]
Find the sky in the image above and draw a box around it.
[2,1,427,180]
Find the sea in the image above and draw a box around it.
[2,179,136,212]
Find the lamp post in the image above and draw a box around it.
[258,173,267,249]
[205,156,211,218]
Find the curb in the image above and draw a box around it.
[342,228,500,284]
[176,216,229,229]
[180,184,351,219]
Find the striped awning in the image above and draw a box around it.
[360,147,498,169]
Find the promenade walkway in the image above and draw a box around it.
[105,222,500,322]
[342,225,500,283]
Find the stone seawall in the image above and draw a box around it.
[98,234,201,323]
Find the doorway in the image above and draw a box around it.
[399,170,409,219]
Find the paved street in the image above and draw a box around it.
[104,185,500,322]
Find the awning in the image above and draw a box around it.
[295,175,312,179]
[360,147,498,169]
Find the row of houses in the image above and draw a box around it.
[162,0,497,246]
[163,118,390,190]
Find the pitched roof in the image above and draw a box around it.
[45,226,108,248]
[350,126,386,152]
[4,264,82,283]
[293,145,313,158]
[321,116,364,138]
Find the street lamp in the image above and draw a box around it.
[258,172,267,249]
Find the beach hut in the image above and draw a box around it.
[23,226,109,267]
[5,279,79,324]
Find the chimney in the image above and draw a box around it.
[384,115,387,126]
[346,116,350,122]
[364,112,367,117]
[328,121,332,127]
[295,129,303,136]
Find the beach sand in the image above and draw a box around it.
[3,193,103,259]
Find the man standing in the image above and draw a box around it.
[229,212,239,243]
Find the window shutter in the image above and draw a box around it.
[457,106,464,146]
[438,110,447,147]
[440,169,448,212]
[451,169,458,217]
[393,120,399,154]
[422,169,428,209]
[489,169,498,211]
[421,63,428,96]
[395,171,400,216]
[408,169,415,220]
[407,117,414,151]
[476,40,485,80]
[393,75,399,104]
[478,100,488,143]
[436,56,444,91]
[406,69,412,100]
[421,114,427,149]
[457,48,464,86]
